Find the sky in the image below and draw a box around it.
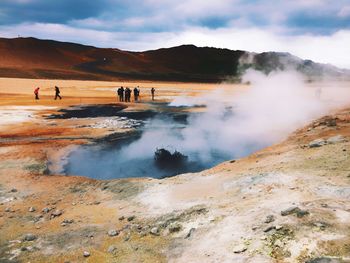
[0,0,350,68]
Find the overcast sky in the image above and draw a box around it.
[1,0,350,68]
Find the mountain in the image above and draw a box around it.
[0,37,348,82]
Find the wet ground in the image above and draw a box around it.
[56,103,232,179]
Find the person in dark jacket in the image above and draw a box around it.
[54,86,62,100]
[151,87,155,101]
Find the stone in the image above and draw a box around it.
[23,234,37,242]
[185,228,195,239]
[119,216,125,221]
[264,215,275,223]
[233,244,247,253]
[309,139,326,148]
[42,207,51,213]
[127,215,135,222]
[28,207,36,212]
[108,229,119,237]
[296,209,310,218]
[264,226,276,233]
[107,245,117,254]
[168,222,182,233]
[150,227,160,236]
[275,225,283,230]
[50,209,63,219]
[281,206,301,216]
[83,251,90,257]
[62,219,74,224]
[10,188,17,193]
[5,207,11,212]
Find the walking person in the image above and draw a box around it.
[34,87,40,100]
[54,86,62,100]
[151,87,155,101]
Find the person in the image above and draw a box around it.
[125,87,131,102]
[54,86,62,100]
[133,87,139,102]
[34,87,40,100]
[151,87,155,101]
[118,86,124,102]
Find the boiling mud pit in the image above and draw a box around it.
[59,71,332,180]
[56,103,266,180]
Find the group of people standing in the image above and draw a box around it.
[117,86,134,102]
[117,86,155,102]
[34,86,61,100]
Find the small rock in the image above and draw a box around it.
[50,209,63,219]
[168,222,182,233]
[107,245,117,254]
[93,201,101,205]
[42,207,51,213]
[296,210,310,218]
[150,227,160,236]
[264,226,276,233]
[5,207,11,212]
[23,234,37,242]
[118,216,125,221]
[83,251,90,257]
[281,206,301,216]
[309,139,326,148]
[10,189,17,193]
[28,207,36,212]
[185,228,195,239]
[127,215,135,222]
[233,244,247,253]
[275,225,283,230]
[108,229,119,237]
[264,215,275,224]
[62,219,74,224]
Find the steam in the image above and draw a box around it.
[66,70,350,179]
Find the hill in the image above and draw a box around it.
[0,37,348,82]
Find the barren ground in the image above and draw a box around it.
[0,78,350,263]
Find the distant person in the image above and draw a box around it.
[151,87,155,101]
[133,87,140,102]
[34,87,40,100]
[119,86,125,102]
[54,86,62,100]
[117,87,122,102]
[125,87,131,102]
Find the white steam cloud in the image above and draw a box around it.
[67,70,350,179]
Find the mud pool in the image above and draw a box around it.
[60,103,267,179]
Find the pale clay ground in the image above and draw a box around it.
[0,78,350,262]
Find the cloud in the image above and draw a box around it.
[1,1,350,68]
[1,22,350,68]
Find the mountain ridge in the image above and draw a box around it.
[0,37,348,82]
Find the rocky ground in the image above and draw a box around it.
[0,78,350,262]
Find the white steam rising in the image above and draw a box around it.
[67,70,350,179]
[122,70,340,162]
